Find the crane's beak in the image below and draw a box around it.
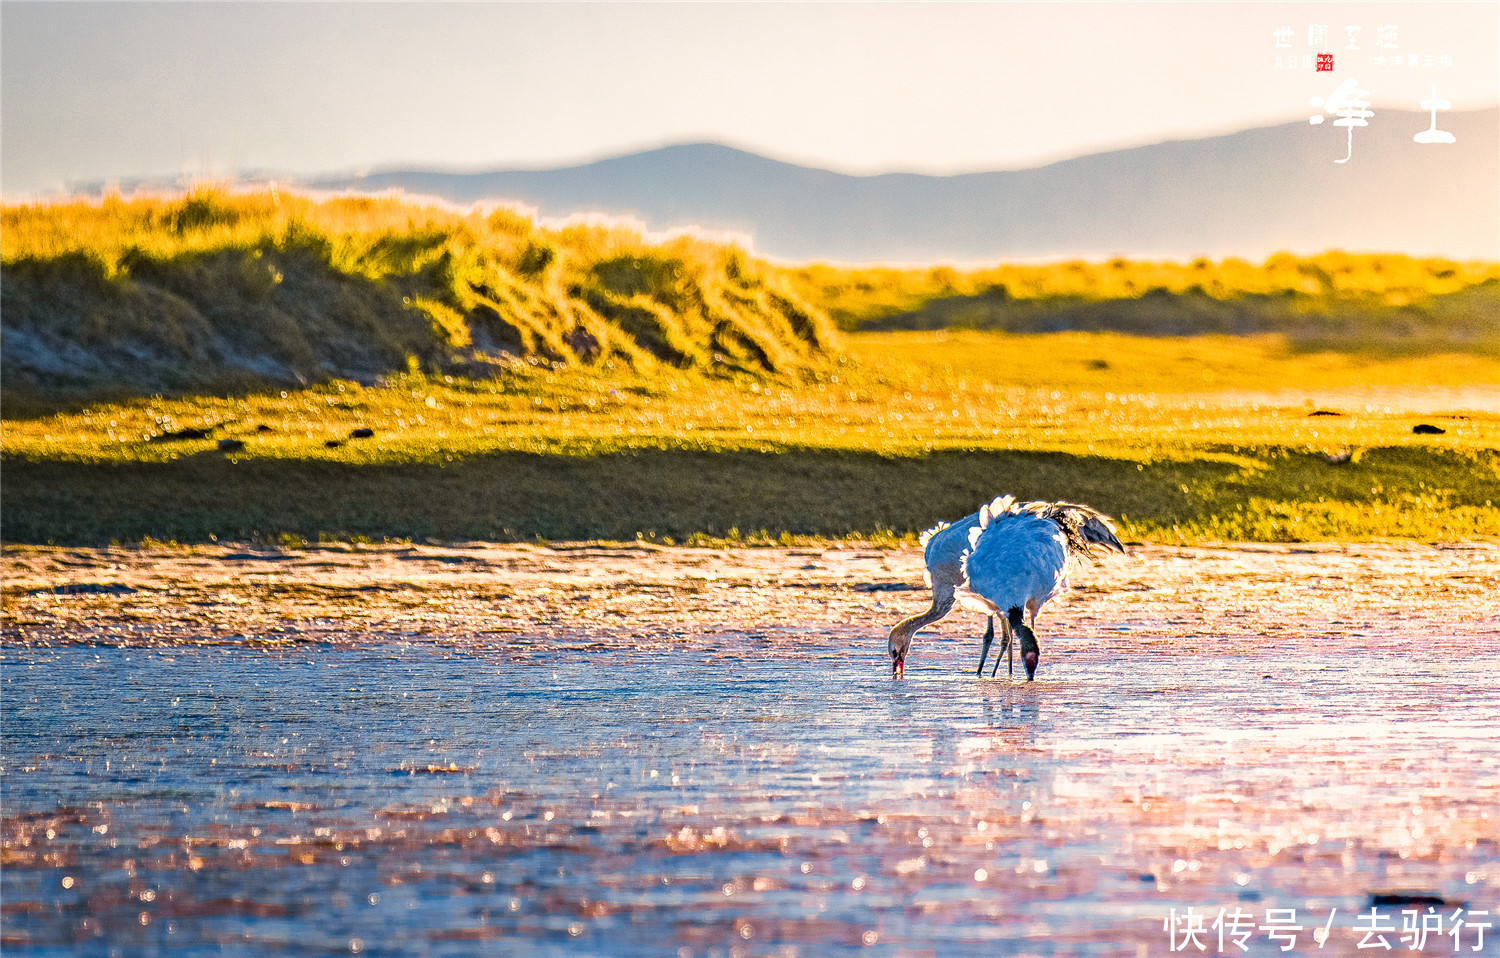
[891,650,905,678]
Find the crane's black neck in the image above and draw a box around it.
[1007,606,1040,680]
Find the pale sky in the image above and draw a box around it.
[2,2,1497,197]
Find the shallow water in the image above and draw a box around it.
[4,626,1498,957]
[3,542,1498,956]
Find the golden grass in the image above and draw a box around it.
[4,189,1498,545]
[8,331,1497,462]
[4,331,1498,545]
[783,256,1500,364]
[782,255,1500,329]
[1,188,837,410]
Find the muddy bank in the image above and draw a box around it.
[4,540,1496,655]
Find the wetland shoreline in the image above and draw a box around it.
[3,539,1497,956]
[4,538,1495,655]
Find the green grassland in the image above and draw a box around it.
[3,190,1499,546]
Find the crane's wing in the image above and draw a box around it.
[919,509,985,592]
[917,519,950,589]
[917,520,950,549]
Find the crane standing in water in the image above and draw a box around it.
[886,509,994,678]
[954,495,1126,681]
[882,497,1122,677]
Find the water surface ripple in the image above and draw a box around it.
[3,543,1498,956]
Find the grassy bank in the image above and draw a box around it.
[4,190,1497,545]
[783,255,1500,355]
[4,444,1496,546]
[1,189,836,410]
[4,332,1498,545]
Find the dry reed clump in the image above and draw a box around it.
[0,189,839,405]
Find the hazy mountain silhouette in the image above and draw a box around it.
[321,109,1497,261]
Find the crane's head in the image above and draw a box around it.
[888,619,918,678]
[1002,608,1042,681]
[1017,621,1041,681]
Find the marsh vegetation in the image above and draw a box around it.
[3,190,1497,546]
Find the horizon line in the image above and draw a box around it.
[22,103,1498,203]
[327,103,1500,180]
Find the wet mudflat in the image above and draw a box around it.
[2,541,1498,957]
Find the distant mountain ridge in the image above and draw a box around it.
[320,109,1491,262]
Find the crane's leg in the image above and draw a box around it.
[992,618,1011,678]
[975,616,996,676]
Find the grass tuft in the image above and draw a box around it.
[2,189,837,409]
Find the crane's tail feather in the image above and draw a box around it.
[1036,501,1127,559]
[917,519,951,549]
[968,495,1125,557]
[1077,513,1127,556]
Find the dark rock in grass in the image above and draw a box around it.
[1308,409,1343,417]
[350,428,375,438]
[154,426,214,441]
[563,325,602,362]
[1412,423,1446,435]
[326,439,344,448]
[217,438,245,452]
[256,424,274,432]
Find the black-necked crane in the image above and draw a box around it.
[953,495,1126,680]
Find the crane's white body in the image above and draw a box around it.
[954,505,1069,622]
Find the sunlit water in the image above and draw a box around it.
[4,625,1499,957]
